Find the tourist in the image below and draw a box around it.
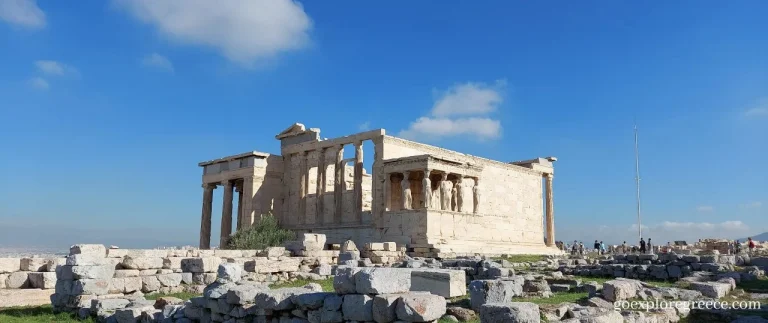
[666,242,672,254]
[729,241,735,255]
[748,237,756,255]
[578,242,585,255]
[735,240,742,254]
[571,241,578,255]
[639,238,647,254]
[622,241,628,254]
[647,238,653,254]
[600,241,606,255]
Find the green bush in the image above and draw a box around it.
[225,213,295,250]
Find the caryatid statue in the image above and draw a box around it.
[456,177,465,212]
[422,169,431,209]
[439,173,453,210]
[401,172,412,210]
[473,177,481,214]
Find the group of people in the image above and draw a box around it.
[557,237,760,255]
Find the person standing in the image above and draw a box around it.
[600,241,606,255]
[647,238,653,254]
[579,242,585,255]
[594,240,600,254]
[735,240,742,254]
[748,237,756,255]
[622,241,628,254]
[639,238,647,254]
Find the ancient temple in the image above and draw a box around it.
[198,123,558,256]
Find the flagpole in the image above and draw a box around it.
[634,123,642,241]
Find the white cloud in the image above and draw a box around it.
[744,98,768,118]
[696,205,714,212]
[114,0,312,67]
[0,0,46,29]
[740,201,762,209]
[431,80,506,117]
[398,80,506,141]
[358,121,370,131]
[28,77,48,90]
[399,117,502,140]
[35,60,79,77]
[142,53,174,72]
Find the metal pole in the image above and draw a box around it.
[634,123,642,241]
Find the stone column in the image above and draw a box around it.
[220,180,234,248]
[334,145,344,223]
[401,171,412,210]
[299,151,308,224]
[242,175,257,228]
[422,169,431,209]
[545,173,555,247]
[384,173,391,211]
[316,148,326,225]
[199,183,215,249]
[235,182,243,231]
[456,176,465,212]
[473,177,481,214]
[353,141,364,223]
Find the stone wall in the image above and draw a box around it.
[0,257,63,290]
[559,253,768,280]
[378,136,553,256]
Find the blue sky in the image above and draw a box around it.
[1,1,766,249]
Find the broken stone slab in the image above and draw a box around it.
[689,281,731,299]
[91,298,131,312]
[70,244,107,257]
[341,240,358,252]
[395,293,447,322]
[293,292,333,310]
[216,263,242,284]
[602,279,642,302]
[73,279,110,295]
[254,287,312,310]
[121,257,164,270]
[550,284,571,292]
[225,283,269,304]
[28,272,56,289]
[311,264,332,276]
[372,294,402,323]
[157,273,183,287]
[469,278,525,311]
[181,257,221,273]
[262,247,286,258]
[20,258,50,272]
[65,254,106,266]
[342,294,374,322]
[480,302,541,323]
[333,266,363,294]
[355,268,412,294]
[5,271,31,288]
[410,269,466,298]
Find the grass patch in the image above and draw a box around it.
[523,291,589,305]
[271,278,334,292]
[492,255,548,263]
[144,291,201,301]
[0,304,91,323]
[738,277,768,293]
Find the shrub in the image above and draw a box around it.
[226,213,295,250]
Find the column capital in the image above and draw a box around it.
[202,183,216,189]
[354,140,363,147]
[545,173,554,179]
[221,180,234,187]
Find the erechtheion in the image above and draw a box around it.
[198,123,558,256]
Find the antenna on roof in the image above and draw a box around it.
[634,120,642,241]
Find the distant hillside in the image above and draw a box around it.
[738,232,768,242]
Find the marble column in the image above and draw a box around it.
[353,141,363,223]
[384,173,391,211]
[299,151,308,224]
[316,148,326,225]
[199,183,215,249]
[334,145,344,223]
[473,177,481,214]
[456,176,465,212]
[220,180,234,248]
[242,175,257,228]
[439,173,452,211]
[545,173,555,247]
[422,169,431,209]
[235,182,243,231]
